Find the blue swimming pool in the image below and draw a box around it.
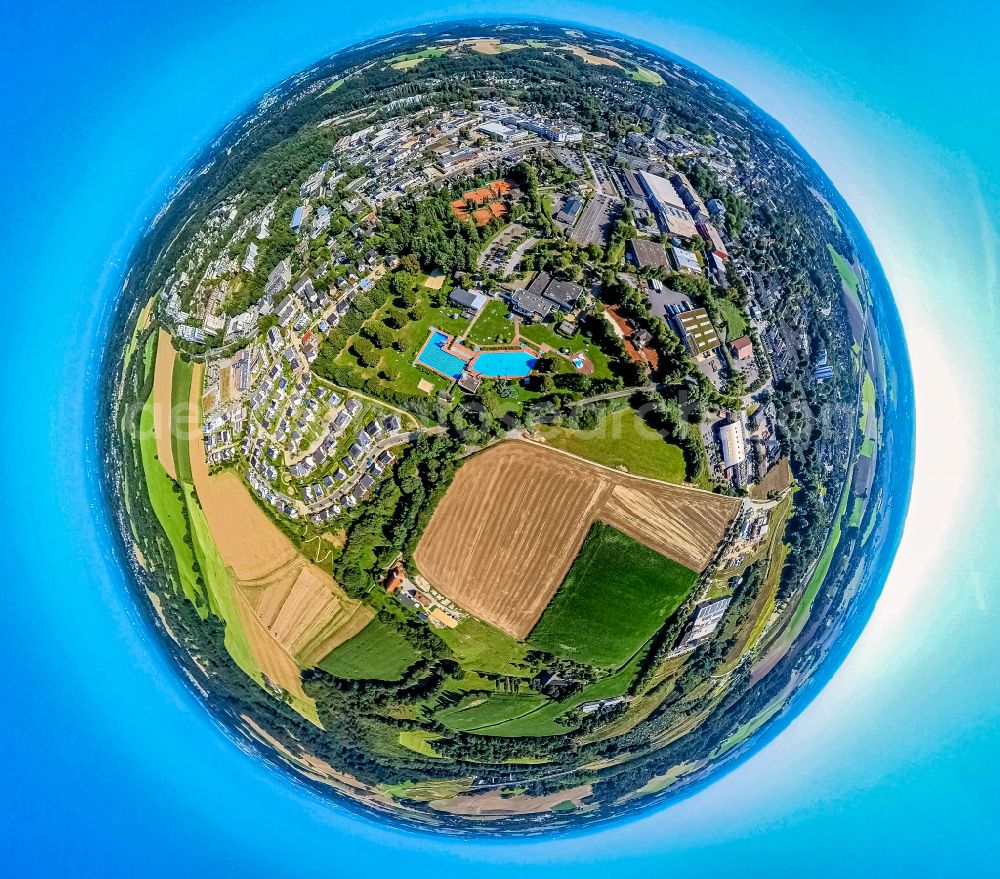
[415,330,468,379]
[473,349,538,378]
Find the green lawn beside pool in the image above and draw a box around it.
[539,407,687,484]
[516,320,613,379]
[529,523,698,667]
[464,299,515,346]
[336,295,470,398]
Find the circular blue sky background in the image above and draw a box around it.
[1,3,998,876]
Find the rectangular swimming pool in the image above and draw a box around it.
[472,349,538,378]
[416,330,468,380]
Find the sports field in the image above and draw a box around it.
[318,617,419,680]
[529,523,698,667]
[413,440,736,638]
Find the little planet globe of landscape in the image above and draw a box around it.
[105,19,906,832]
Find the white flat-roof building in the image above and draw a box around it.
[680,597,731,650]
[477,121,518,141]
[671,245,703,275]
[720,419,747,470]
[637,170,698,239]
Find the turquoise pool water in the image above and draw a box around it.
[473,350,537,378]
[416,330,467,379]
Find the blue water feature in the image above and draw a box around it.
[416,330,467,379]
[472,350,538,378]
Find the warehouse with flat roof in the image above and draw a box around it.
[637,170,698,239]
[720,419,747,470]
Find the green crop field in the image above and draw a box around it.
[185,488,261,681]
[318,617,419,680]
[435,616,530,676]
[398,730,444,758]
[435,692,548,732]
[860,371,876,433]
[828,243,860,293]
[138,393,205,613]
[631,66,664,86]
[539,407,686,484]
[529,523,698,667]
[790,460,855,633]
[170,356,194,484]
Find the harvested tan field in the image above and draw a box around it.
[563,45,622,67]
[414,440,738,638]
[151,329,177,480]
[415,441,608,637]
[235,599,315,707]
[194,470,295,580]
[463,38,509,55]
[430,783,592,817]
[600,482,733,570]
[243,564,372,667]
[752,457,792,500]
[187,364,373,690]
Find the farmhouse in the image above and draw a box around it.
[731,335,753,360]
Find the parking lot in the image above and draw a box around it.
[571,194,620,246]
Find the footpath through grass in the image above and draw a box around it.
[435,692,548,732]
[529,523,698,667]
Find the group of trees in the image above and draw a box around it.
[332,433,463,597]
